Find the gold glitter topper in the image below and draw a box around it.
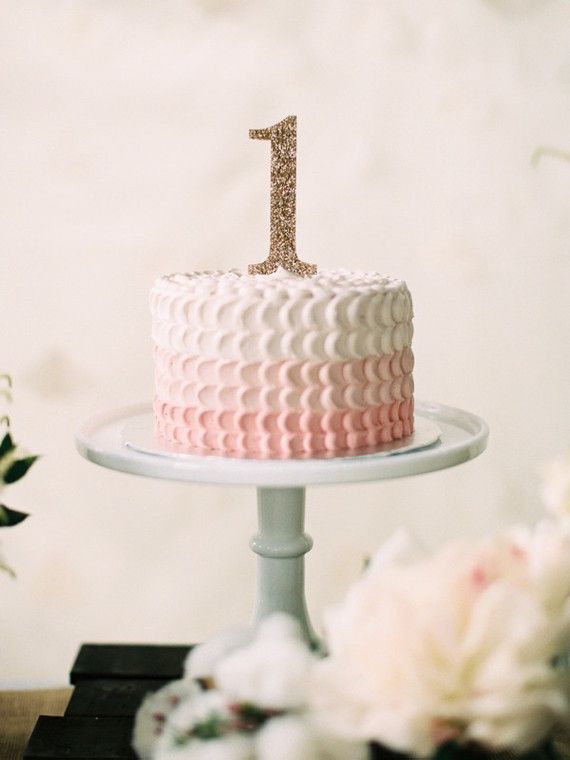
[249,115,317,277]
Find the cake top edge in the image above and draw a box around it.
[151,268,409,296]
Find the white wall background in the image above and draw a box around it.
[1,0,570,683]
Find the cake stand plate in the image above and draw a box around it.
[76,401,488,645]
[76,401,486,487]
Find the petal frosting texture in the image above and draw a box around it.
[151,269,414,457]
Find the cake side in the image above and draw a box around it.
[150,269,414,458]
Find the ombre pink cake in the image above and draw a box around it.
[150,269,414,458]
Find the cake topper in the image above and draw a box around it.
[249,116,317,277]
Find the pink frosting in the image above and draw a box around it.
[154,398,414,458]
[153,349,414,411]
[153,350,414,458]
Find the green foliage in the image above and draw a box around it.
[190,713,229,741]
[0,557,15,578]
[0,432,15,458]
[3,454,39,484]
[0,375,35,578]
[0,505,29,527]
[0,374,12,403]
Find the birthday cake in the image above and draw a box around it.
[150,268,414,458]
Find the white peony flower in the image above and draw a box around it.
[255,715,318,760]
[156,732,253,760]
[132,680,201,760]
[156,736,252,760]
[366,526,425,570]
[214,614,316,711]
[507,518,570,622]
[255,714,368,760]
[311,526,570,757]
[541,453,570,517]
[143,614,362,760]
[154,689,254,760]
[185,627,253,683]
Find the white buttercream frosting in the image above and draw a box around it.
[150,269,413,362]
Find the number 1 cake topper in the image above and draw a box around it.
[249,116,317,277]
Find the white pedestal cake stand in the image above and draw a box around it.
[75,401,488,646]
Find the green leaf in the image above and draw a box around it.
[190,712,228,740]
[3,455,38,484]
[0,558,15,578]
[0,432,15,459]
[432,744,464,760]
[0,374,12,402]
[0,505,30,527]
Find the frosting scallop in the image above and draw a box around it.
[151,269,414,457]
[150,269,413,362]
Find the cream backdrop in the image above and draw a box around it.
[1,0,570,682]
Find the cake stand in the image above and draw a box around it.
[76,401,488,646]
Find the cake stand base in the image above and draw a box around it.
[250,487,317,644]
[76,401,488,646]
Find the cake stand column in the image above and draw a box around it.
[249,487,318,646]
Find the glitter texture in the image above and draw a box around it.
[249,115,317,277]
